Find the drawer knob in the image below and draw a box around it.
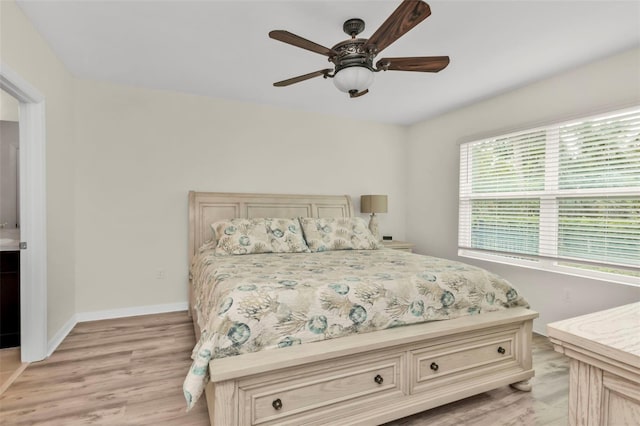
[430,362,439,372]
[497,346,506,354]
[272,398,283,410]
[374,374,384,385]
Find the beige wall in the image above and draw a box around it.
[1,0,406,327]
[73,80,407,312]
[1,89,20,121]
[1,0,77,340]
[406,47,640,334]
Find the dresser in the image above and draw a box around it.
[382,240,414,253]
[547,303,640,426]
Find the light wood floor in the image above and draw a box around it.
[0,348,28,396]
[0,312,569,426]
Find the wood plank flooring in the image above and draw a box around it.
[0,312,569,425]
[0,348,28,396]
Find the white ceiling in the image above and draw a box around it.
[16,0,640,125]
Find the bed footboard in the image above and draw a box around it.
[204,307,537,426]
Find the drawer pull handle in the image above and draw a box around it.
[272,398,283,410]
[430,362,439,371]
[374,374,384,384]
[497,346,506,354]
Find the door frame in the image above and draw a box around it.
[0,62,48,362]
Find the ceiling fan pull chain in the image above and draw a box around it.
[349,89,369,98]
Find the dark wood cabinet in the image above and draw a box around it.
[1,250,20,348]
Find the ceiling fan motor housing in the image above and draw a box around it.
[330,38,375,72]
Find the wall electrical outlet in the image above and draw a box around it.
[156,269,166,280]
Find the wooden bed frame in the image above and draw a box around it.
[188,191,538,426]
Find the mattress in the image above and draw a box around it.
[183,247,528,409]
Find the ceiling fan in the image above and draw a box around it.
[269,0,450,98]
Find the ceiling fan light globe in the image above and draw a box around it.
[333,66,374,93]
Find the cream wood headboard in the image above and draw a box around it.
[188,191,354,264]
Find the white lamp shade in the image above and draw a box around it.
[333,66,375,93]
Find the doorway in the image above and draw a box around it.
[1,101,21,349]
[0,63,47,364]
[0,89,26,393]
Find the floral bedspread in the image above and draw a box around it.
[183,248,528,409]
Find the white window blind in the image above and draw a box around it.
[459,107,640,283]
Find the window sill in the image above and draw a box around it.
[458,249,640,288]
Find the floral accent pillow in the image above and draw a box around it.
[266,218,310,253]
[299,217,381,252]
[212,218,272,255]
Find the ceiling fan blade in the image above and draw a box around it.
[362,0,431,54]
[273,69,332,87]
[269,30,337,57]
[376,56,450,72]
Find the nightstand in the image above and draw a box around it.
[381,240,414,253]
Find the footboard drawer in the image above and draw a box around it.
[238,351,405,425]
[410,327,522,394]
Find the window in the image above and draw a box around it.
[459,107,640,285]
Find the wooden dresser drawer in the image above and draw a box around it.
[410,328,519,394]
[238,351,405,425]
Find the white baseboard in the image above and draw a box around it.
[75,302,189,323]
[46,302,189,357]
[47,314,77,357]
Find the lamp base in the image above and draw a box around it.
[368,213,381,241]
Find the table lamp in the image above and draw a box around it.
[360,195,387,241]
